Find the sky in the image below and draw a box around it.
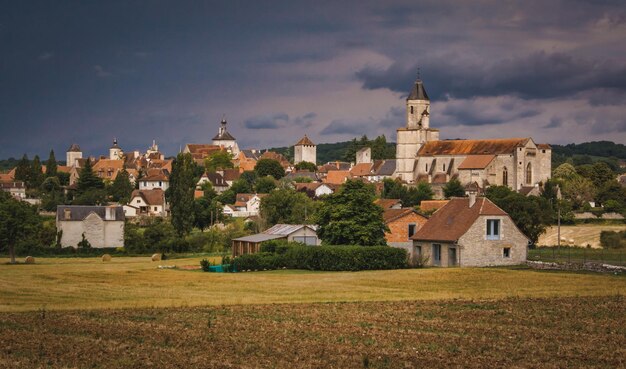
[1,0,625,160]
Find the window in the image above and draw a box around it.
[410,106,414,114]
[486,219,501,240]
[503,247,511,258]
[136,199,140,204]
[64,209,71,220]
[502,167,508,186]
[526,162,532,185]
[408,223,416,238]
[154,207,158,211]
[443,163,446,171]
[159,181,162,186]
[293,236,318,245]
[432,244,441,265]
[425,163,428,172]
[415,245,422,257]
[143,181,147,186]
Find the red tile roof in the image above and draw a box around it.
[457,155,496,170]
[419,200,449,212]
[295,135,315,146]
[412,197,508,242]
[131,189,165,206]
[324,170,351,185]
[383,208,424,223]
[418,138,529,156]
[350,163,373,177]
[375,198,401,209]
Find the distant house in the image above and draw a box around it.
[92,159,125,182]
[324,170,351,185]
[411,195,528,267]
[138,169,170,191]
[224,193,267,217]
[295,182,338,198]
[236,150,260,172]
[383,208,428,260]
[197,172,229,193]
[260,151,292,170]
[0,181,26,199]
[232,224,320,257]
[56,205,124,248]
[220,168,241,186]
[375,198,402,209]
[125,189,167,217]
[285,170,319,182]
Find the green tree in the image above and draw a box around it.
[240,171,258,187]
[40,176,65,211]
[371,135,395,160]
[294,161,317,172]
[0,193,42,264]
[596,181,626,208]
[109,167,134,204]
[255,176,277,193]
[443,178,465,199]
[230,178,253,195]
[14,154,30,184]
[255,158,285,179]
[485,186,552,245]
[204,150,234,172]
[314,179,387,246]
[216,189,235,204]
[45,150,58,178]
[193,197,223,231]
[168,153,196,237]
[260,188,316,227]
[589,162,616,188]
[552,163,578,181]
[563,176,595,209]
[404,182,434,207]
[29,155,44,189]
[77,160,104,193]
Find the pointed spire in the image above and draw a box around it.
[407,70,429,101]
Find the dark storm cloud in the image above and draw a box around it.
[356,52,626,101]
[320,120,368,135]
[438,98,542,127]
[543,117,564,129]
[244,114,290,129]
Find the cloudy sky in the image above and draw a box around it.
[1,0,625,159]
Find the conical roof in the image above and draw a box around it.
[407,79,429,101]
[295,135,315,146]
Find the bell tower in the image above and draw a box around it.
[394,73,439,182]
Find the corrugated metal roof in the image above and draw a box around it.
[232,234,286,243]
[264,224,317,235]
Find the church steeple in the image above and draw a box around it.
[406,73,431,129]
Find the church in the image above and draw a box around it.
[394,77,551,196]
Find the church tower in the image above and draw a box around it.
[395,76,439,182]
[109,138,123,160]
[66,143,82,167]
[212,117,240,157]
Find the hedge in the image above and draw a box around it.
[233,245,407,272]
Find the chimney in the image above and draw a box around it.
[468,192,477,208]
[105,207,116,221]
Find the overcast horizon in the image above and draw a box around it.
[1,0,625,159]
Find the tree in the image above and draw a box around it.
[230,178,253,195]
[443,178,465,198]
[294,161,317,172]
[404,182,433,207]
[109,167,134,204]
[255,159,285,179]
[563,176,595,209]
[29,155,44,189]
[45,150,58,178]
[486,186,552,245]
[74,159,106,205]
[552,163,578,181]
[596,181,626,208]
[14,154,30,184]
[260,188,316,227]
[193,197,223,231]
[168,153,196,237]
[370,135,395,160]
[40,176,65,211]
[204,150,234,172]
[0,193,42,264]
[589,162,616,188]
[314,180,387,246]
[240,171,258,187]
[255,176,277,193]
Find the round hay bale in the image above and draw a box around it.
[24,256,35,264]
[101,254,112,262]
[151,253,162,262]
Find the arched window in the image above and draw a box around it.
[525,162,532,185]
[502,167,508,186]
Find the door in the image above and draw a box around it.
[448,247,457,267]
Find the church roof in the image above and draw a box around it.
[457,155,496,170]
[295,135,315,146]
[110,139,121,149]
[213,130,236,141]
[67,143,81,152]
[418,138,529,156]
[407,79,429,101]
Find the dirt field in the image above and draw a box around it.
[0,296,624,368]
[538,224,626,248]
[2,256,626,312]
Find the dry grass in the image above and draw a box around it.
[0,296,624,368]
[1,256,625,312]
[538,224,626,248]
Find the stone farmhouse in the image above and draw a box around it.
[394,77,551,196]
[411,194,528,267]
[56,205,124,248]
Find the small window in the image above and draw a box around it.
[408,223,416,238]
[542,150,546,153]
[425,163,428,172]
[415,245,422,256]
[410,106,414,114]
[143,181,147,186]
[159,181,162,186]
[154,207,158,211]
[137,199,140,204]
[503,247,511,258]
[487,219,501,240]
[443,163,446,171]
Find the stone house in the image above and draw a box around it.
[384,208,428,257]
[124,189,167,217]
[411,195,528,267]
[197,172,229,193]
[56,205,124,248]
[138,169,170,191]
[224,193,267,217]
[232,224,320,257]
[0,181,26,199]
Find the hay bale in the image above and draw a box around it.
[101,254,112,262]
[151,253,162,262]
[24,256,35,264]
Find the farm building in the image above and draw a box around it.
[56,205,125,248]
[412,194,528,267]
[232,224,320,257]
[383,208,428,260]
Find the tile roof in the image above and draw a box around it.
[350,163,373,176]
[324,170,351,184]
[260,151,291,168]
[375,160,396,176]
[418,138,530,156]
[222,168,241,181]
[285,171,318,181]
[412,197,508,242]
[457,155,496,170]
[143,169,169,181]
[375,198,402,209]
[56,205,124,221]
[240,150,260,160]
[204,172,228,187]
[131,189,165,206]
[537,144,551,150]
[383,208,424,223]
[295,135,315,146]
[185,144,223,155]
[419,200,449,212]
[318,161,351,173]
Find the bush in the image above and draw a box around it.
[233,245,407,272]
[259,239,302,254]
[600,230,626,249]
[200,258,211,272]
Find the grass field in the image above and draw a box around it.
[538,224,626,248]
[1,296,624,368]
[1,256,626,312]
[529,246,626,266]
